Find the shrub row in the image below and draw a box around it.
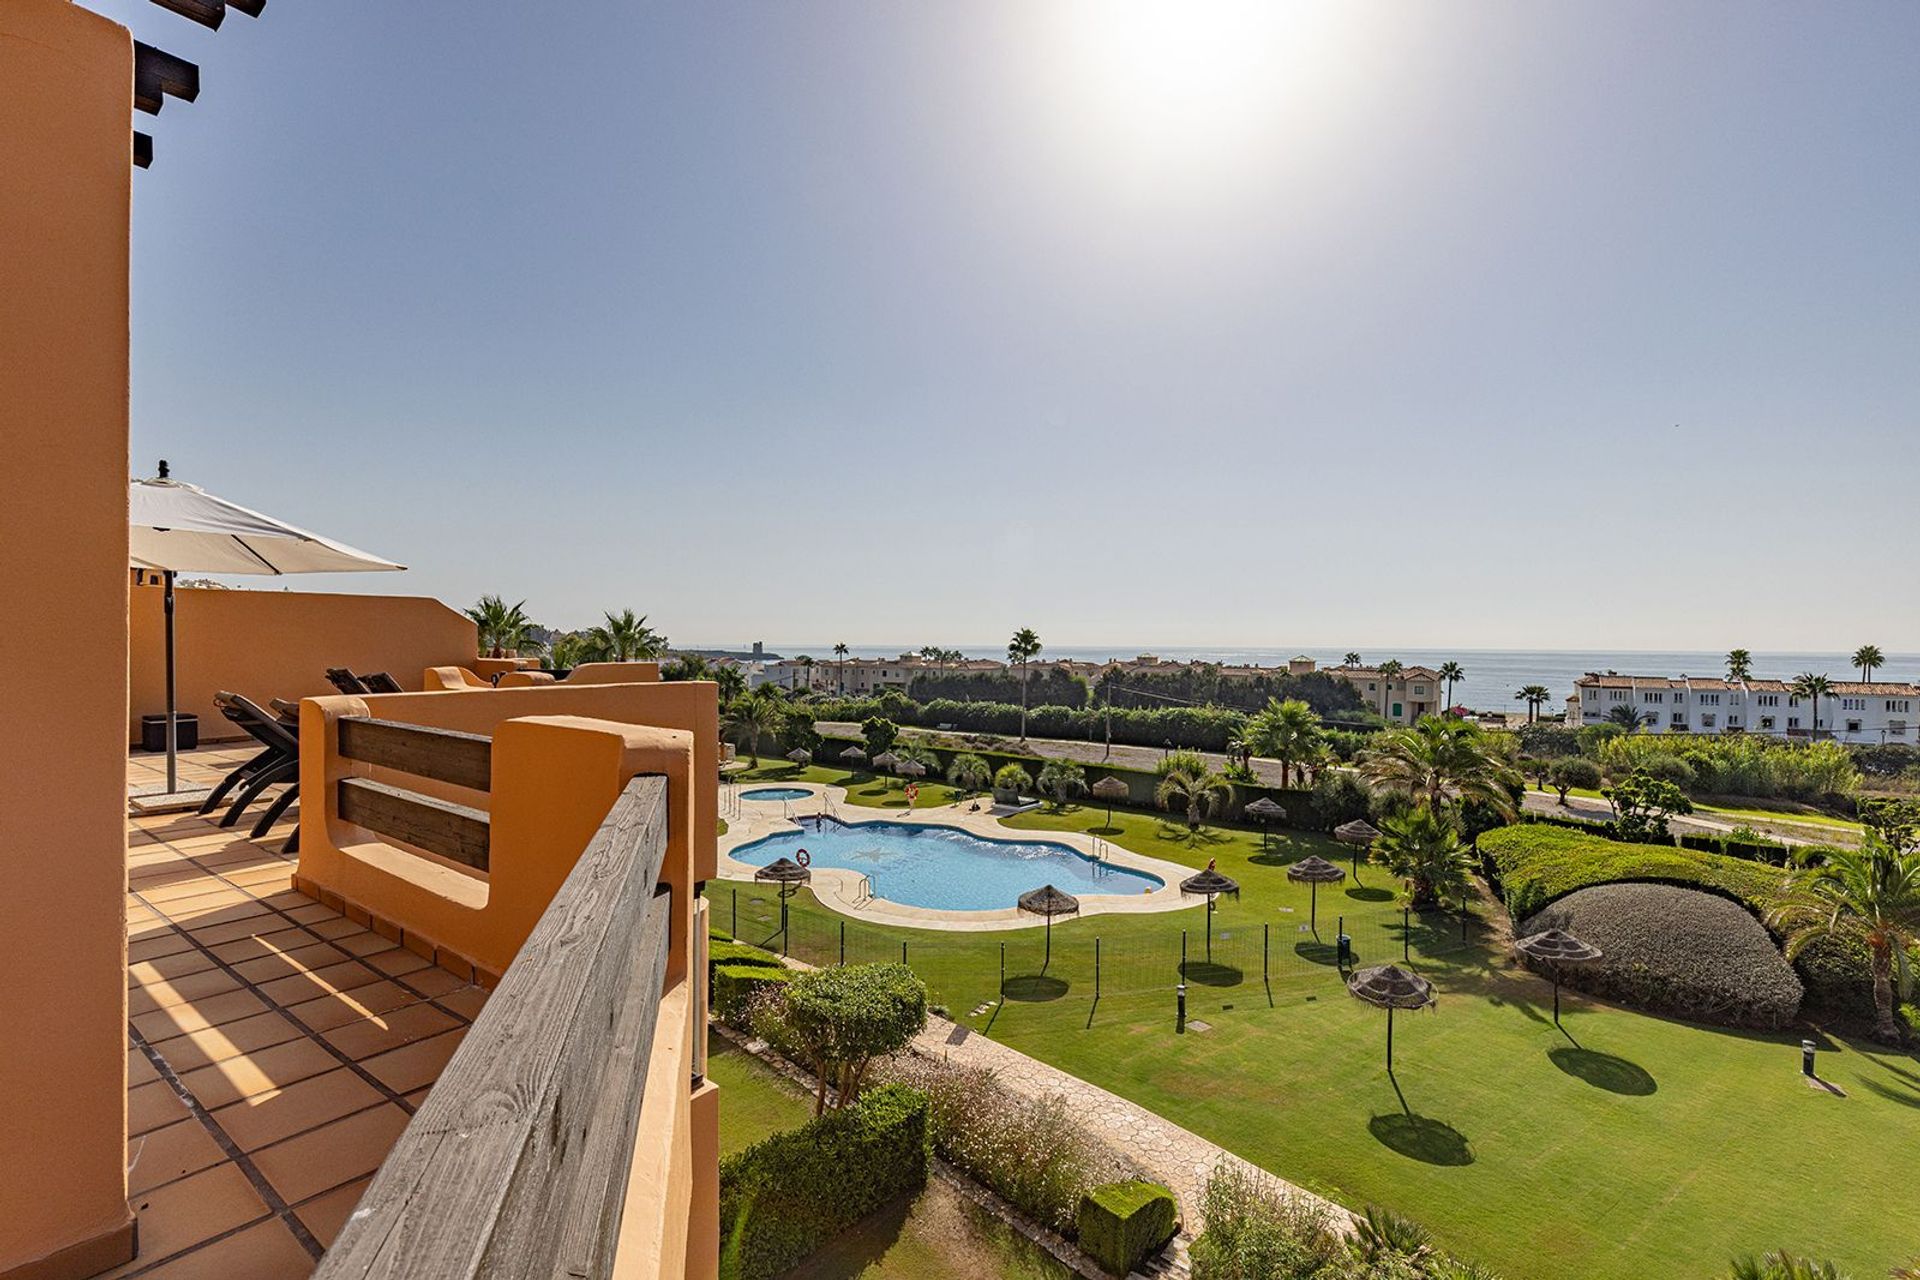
[1595,734,1859,801]
[718,1083,928,1280]
[1479,824,1789,923]
[906,667,1091,708]
[808,694,1254,753]
[715,963,792,1027]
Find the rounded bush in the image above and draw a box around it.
[1522,883,1803,1029]
[1636,754,1697,792]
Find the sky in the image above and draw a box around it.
[106,1,1920,652]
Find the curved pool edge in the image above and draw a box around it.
[715,781,1200,932]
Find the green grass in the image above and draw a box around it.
[728,759,964,810]
[709,1029,813,1157]
[708,805,1920,1280]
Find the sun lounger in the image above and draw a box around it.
[209,691,301,852]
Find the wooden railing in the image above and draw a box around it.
[313,773,673,1279]
[337,716,493,869]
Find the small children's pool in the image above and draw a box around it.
[731,817,1162,912]
[741,787,812,802]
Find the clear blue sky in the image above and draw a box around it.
[107,1,1919,651]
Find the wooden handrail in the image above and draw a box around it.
[339,716,492,792]
[337,778,491,870]
[314,774,673,1278]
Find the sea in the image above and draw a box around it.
[737,645,1920,717]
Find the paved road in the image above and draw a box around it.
[1519,789,1850,847]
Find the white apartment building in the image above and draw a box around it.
[1570,673,1918,744]
[1324,664,1444,725]
[762,654,1002,695]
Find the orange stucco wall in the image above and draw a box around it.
[128,584,477,744]
[0,1,138,1274]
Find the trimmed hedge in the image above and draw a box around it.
[710,939,783,982]
[715,963,793,1027]
[719,1083,929,1280]
[1480,824,1788,923]
[1079,1181,1178,1277]
[1522,884,1804,1028]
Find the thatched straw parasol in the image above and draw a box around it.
[754,856,812,955]
[1243,796,1288,852]
[1017,883,1080,968]
[1286,855,1347,933]
[1180,864,1240,961]
[1514,929,1602,1025]
[1092,775,1129,828]
[1346,963,1435,1071]
[870,751,900,770]
[1335,818,1383,874]
[895,758,927,778]
[839,745,868,764]
[786,748,813,766]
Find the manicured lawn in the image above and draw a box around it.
[708,804,1920,1279]
[709,1029,812,1157]
[727,759,965,810]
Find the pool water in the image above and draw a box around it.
[731,817,1163,911]
[741,787,812,802]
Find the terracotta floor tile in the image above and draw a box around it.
[129,1046,161,1087]
[129,1218,314,1280]
[212,1068,385,1152]
[130,967,242,1016]
[130,916,183,944]
[148,1011,307,1074]
[172,899,277,930]
[129,1079,191,1137]
[132,988,270,1042]
[363,947,433,979]
[178,1037,341,1111]
[123,1160,270,1266]
[282,901,343,925]
[258,959,386,1008]
[187,915,298,948]
[436,985,489,1021]
[305,916,363,940]
[232,942,350,985]
[252,1103,411,1204]
[321,1002,458,1060]
[294,1175,371,1249]
[130,949,221,987]
[141,877,249,905]
[208,927,315,965]
[360,1028,465,1094]
[225,865,296,890]
[402,1085,433,1107]
[127,1118,227,1195]
[398,966,470,1000]
[284,981,423,1033]
[131,932,200,964]
[330,931,398,958]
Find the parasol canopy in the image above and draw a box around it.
[870,751,901,771]
[895,759,927,778]
[1091,776,1130,800]
[1346,963,1435,1010]
[1514,929,1602,964]
[1334,819,1383,846]
[1179,867,1241,900]
[1287,855,1347,885]
[786,748,813,765]
[1244,797,1288,822]
[754,857,812,888]
[839,745,869,763]
[1017,884,1081,919]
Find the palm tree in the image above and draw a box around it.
[549,630,594,670]
[712,664,748,704]
[1791,672,1833,738]
[1725,649,1753,682]
[833,642,849,695]
[1514,684,1551,724]
[1437,661,1464,715]
[796,655,815,693]
[1607,702,1655,732]
[1245,698,1323,788]
[1726,1250,1849,1280]
[1343,652,1362,668]
[1008,627,1043,742]
[588,609,667,661]
[722,690,783,767]
[1358,716,1521,819]
[1853,644,1885,684]
[946,752,991,797]
[1154,763,1233,832]
[1372,804,1477,909]
[1376,658,1403,720]
[1768,838,1920,1043]
[1036,759,1088,809]
[465,595,534,658]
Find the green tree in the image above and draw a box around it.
[1437,661,1465,714]
[1036,759,1088,809]
[758,963,928,1114]
[548,629,594,670]
[1343,651,1363,668]
[713,664,748,704]
[992,762,1033,800]
[1371,803,1477,908]
[1768,838,1920,1043]
[1603,769,1693,841]
[1726,1249,1850,1279]
[661,653,712,682]
[1154,762,1233,832]
[861,715,899,758]
[1791,672,1833,738]
[833,641,849,695]
[1852,644,1885,684]
[1375,659,1404,719]
[1548,756,1602,804]
[1606,702,1654,732]
[723,690,783,766]
[946,752,991,796]
[1245,698,1324,788]
[1358,716,1521,819]
[465,595,535,658]
[588,609,667,661]
[1008,627,1043,742]
[1514,685,1551,724]
[1726,649,1753,682]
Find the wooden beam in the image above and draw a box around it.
[228,0,267,15]
[146,0,226,30]
[133,132,153,169]
[338,778,490,870]
[313,775,672,1279]
[338,717,492,792]
[133,43,198,115]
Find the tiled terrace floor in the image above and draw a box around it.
[118,746,486,1277]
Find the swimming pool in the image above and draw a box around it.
[740,787,812,802]
[730,817,1163,911]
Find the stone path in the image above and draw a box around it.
[909,1012,1351,1235]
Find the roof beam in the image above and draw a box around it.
[133,132,154,169]
[145,0,226,30]
[133,42,199,115]
[228,0,267,15]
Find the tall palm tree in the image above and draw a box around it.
[1606,702,1654,732]
[549,630,594,670]
[1008,627,1043,742]
[712,664,748,704]
[833,642,849,695]
[1358,716,1521,818]
[1791,672,1833,738]
[1727,1250,1849,1280]
[1853,644,1885,684]
[722,689,783,767]
[1372,804,1477,909]
[1514,684,1551,724]
[1245,698,1323,788]
[1725,648,1753,682]
[465,595,534,658]
[797,654,815,693]
[1154,763,1233,832]
[1343,652,1362,668]
[1375,659,1403,720]
[588,609,667,661]
[1437,661,1465,715]
[1768,838,1920,1043]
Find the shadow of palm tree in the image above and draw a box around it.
[1857,1078,1920,1108]
[1001,974,1069,1002]
[1182,961,1243,987]
[1345,886,1395,903]
[1367,1112,1473,1166]
[1548,1046,1657,1095]
[1293,940,1340,967]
